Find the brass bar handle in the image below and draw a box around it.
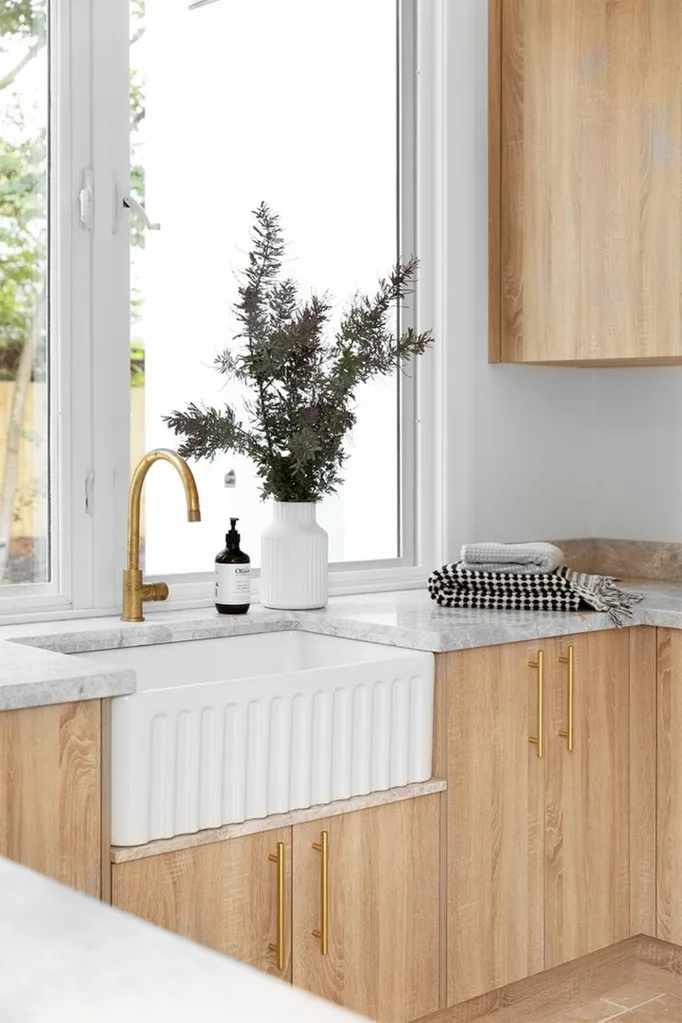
[558,645,575,752]
[528,651,544,758]
[267,842,285,971]
[312,830,329,956]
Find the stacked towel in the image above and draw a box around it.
[460,542,565,575]
[428,563,642,627]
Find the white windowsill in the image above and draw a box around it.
[0,566,430,628]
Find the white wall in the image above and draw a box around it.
[589,369,682,541]
[442,1,682,558]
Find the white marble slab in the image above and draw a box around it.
[0,641,135,710]
[111,777,447,863]
[0,857,365,1023]
[0,580,680,712]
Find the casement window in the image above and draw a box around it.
[0,0,440,620]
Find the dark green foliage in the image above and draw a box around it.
[165,203,433,502]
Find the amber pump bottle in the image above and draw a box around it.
[214,518,251,615]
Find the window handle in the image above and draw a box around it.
[122,195,161,231]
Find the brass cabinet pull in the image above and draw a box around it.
[312,830,329,956]
[558,645,575,752]
[267,842,285,971]
[528,651,544,758]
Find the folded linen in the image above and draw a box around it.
[460,541,564,575]
[428,563,643,627]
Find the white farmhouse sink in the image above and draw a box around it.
[72,631,434,846]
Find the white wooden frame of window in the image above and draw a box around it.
[0,0,449,623]
[0,0,94,619]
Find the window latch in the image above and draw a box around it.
[122,195,161,232]
[79,169,94,229]
[85,471,95,516]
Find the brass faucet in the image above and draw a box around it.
[122,449,201,622]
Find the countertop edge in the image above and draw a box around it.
[0,582,680,712]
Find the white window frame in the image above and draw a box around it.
[0,0,447,624]
[0,0,95,619]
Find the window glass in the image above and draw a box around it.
[0,0,50,586]
[130,0,400,574]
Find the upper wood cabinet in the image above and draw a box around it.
[292,798,441,1023]
[490,0,682,365]
[0,701,102,898]
[439,630,631,1006]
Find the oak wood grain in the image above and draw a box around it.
[496,0,682,365]
[112,829,293,980]
[443,642,546,1005]
[292,797,441,1022]
[656,629,682,944]
[489,0,503,362]
[417,937,640,1023]
[544,630,630,967]
[0,700,101,898]
[100,698,112,904]
[434,654,449,1009]
[629,627,657,937]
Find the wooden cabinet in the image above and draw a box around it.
[440,630,630,1005]
[292,798,441,1023]
[443,641,545,1003]
[112,796,441,1022]
[544,632,630,967]
[657,629,682,944]
[491,0,682,366]
[0,700,102,898]
[112,829,293,979]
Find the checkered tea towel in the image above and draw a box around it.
[428,564,643,627]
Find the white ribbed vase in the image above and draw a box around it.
[260,502,328,610]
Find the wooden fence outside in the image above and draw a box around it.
[0,383,145,539]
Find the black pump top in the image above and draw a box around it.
[226,517,241,550]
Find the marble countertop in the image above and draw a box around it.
[0,857,365,1023]
[1,579,681,711]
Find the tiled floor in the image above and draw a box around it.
[546,980,682,1023]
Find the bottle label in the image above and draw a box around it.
[215,563,251,605]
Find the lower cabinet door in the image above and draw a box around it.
[656,628,682,943]
[111,829,292,980]
[443,642,546,1005]
[0,701,102,898]
[544,630,630,967]
[291,796,441,1023]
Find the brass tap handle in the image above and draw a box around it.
[267,842,286,972]
[312,830,329,956]
[142,582,170,603]
[558,646,575,752]
[528,651,544,759]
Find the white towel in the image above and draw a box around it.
[460,541,565,576]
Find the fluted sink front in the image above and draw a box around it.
[72,631,434,846]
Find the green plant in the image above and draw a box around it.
[165,203,433,503]
[130,339,145,387]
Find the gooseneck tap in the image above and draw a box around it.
[122,449,201,622]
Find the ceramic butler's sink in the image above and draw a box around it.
[72,631,434,846]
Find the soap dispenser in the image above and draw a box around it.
[215,518,251,615]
